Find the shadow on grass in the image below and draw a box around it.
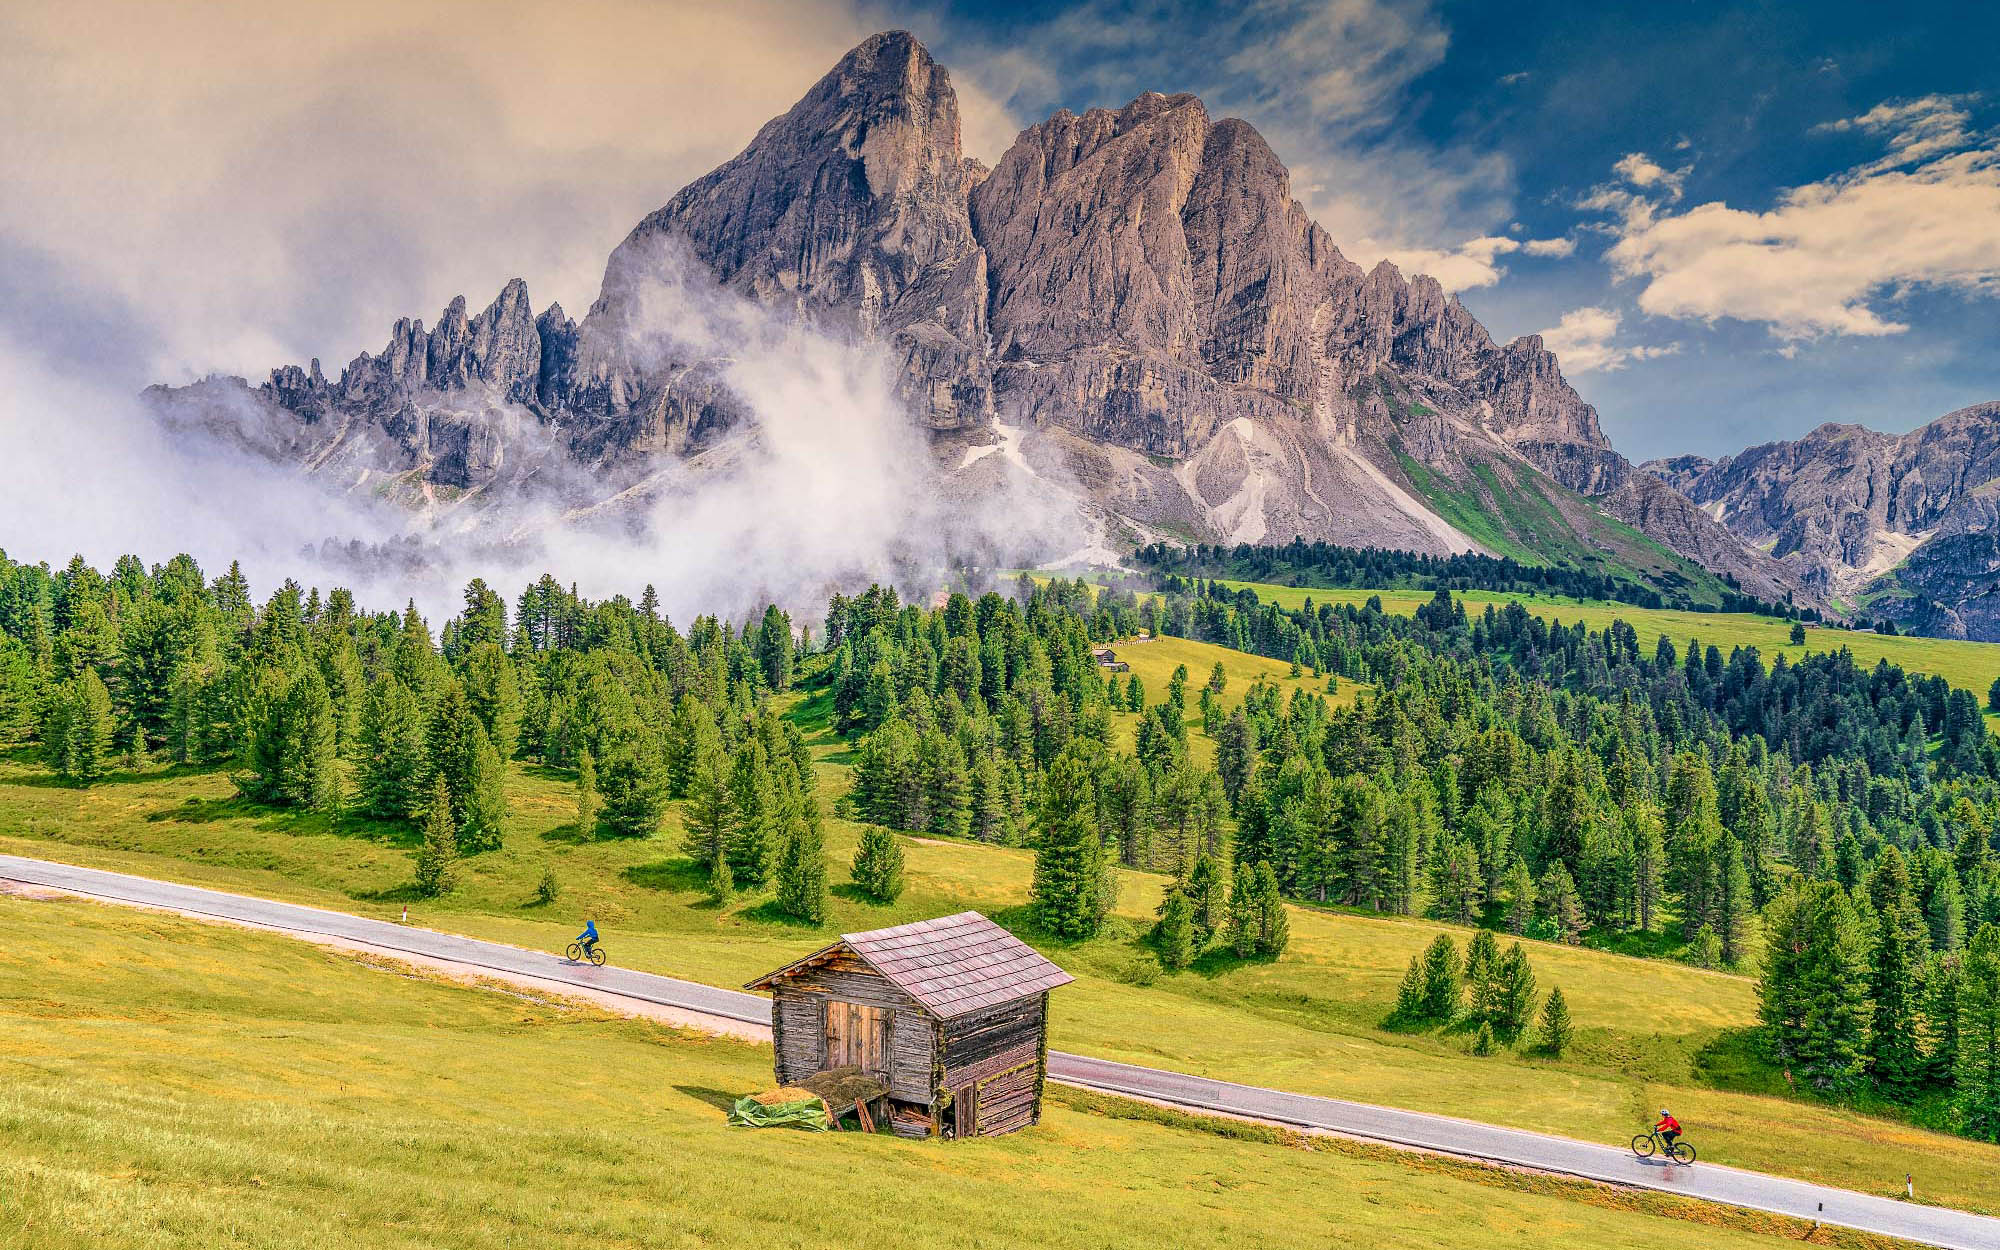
[354,880,424,904]
[831,882,893,907]
[518,763,575,784]
[622,857,708,893]
[674,1085,743,1115]
[737,898,825,929]
[145,794,423,848]
[7,761,214,790]
[539,821,595,846]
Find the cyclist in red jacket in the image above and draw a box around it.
[1654,1109,1682,1150]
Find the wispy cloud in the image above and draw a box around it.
[1534,305,1679,373]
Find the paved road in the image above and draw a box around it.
[6,853,1997,1250]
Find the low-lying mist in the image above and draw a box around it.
[0,236,1089,627]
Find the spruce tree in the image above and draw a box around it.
[282,665,341,812]
[707,834,735,905]
[850,825,906,902]
[1632,814,1666,934]
[968,753,1009,843]
[1032,752,1107,939]
[1472,1022,1496,1056]
[1227,860,1259,957]
[414,776,459,898]
[575,748,600,836]
[1418,933,1462,1021]
[1712,833,1754,965]
[1539,987,1574,1057]
[1157,887,1196,970]
[45,669,113,786]
[1501,857,1536,935]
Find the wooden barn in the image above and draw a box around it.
[745,911,1073,1139]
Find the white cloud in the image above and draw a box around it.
[1612,152,1686,199]
[0,0,888,382]
[1585,99,2000,339]
[1383,234,1576,291]
[1535,306,1679,373]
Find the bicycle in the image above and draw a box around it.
[1630,1129,1696,1164]
[564,941,608,967]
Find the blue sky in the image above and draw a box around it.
[906,0,2000,460]
[3,0,1995,466]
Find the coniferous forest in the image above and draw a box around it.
[1,549,1997,1140]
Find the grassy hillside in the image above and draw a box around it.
[0,895,1889,1250]
[1388,445,1726,606]
[1216,580,2000,706]
[5,726,1998,1214]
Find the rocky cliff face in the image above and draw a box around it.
[150,30,1806,607]
[1643,402,2000,635]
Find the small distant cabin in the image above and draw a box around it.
[1092,646,1128,671]
[746,912,1073,1139]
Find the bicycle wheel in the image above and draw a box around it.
[565,942,583,963]
[1669,1141,1696,1165]
[589,947,607,967]
[1630,1133,1657,1158]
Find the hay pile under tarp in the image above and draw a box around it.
[728,1085,830,1131]
[798,1066,888,1113]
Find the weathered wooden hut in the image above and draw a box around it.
[745,911,1073,1139]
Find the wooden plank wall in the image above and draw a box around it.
[770,960,933,1101]
[938,996,1048,1138]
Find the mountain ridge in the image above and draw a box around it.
[148,29,1806,610]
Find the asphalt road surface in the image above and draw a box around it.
[6,852,1997,1250]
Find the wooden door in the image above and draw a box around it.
[824,1001,890,1075]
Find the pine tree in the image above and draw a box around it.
[1187,851,1225,943]
[774,803,828,924]
[1157,887,1196,971]
[683,731,735,865]
[1867,846,1930,1094]
[727,739,778,885]
[1472,1022,1496,1056]
[1426,832,1485,924]
[967,753,1009,843]
[1393,954,1426,1022]
[456,723,507,851]
[599,736,668,839]
[1539,987,1574,1057]
[356,675,427,820]
[1494,942,1538,1041]
[707,834,735,905]
[1418,933,1462,1021]
[1032,752,1108,939]
[1227,860,1259,957]
[1539,861,1586,944]
[45,669,113,786]
[1632,813,1666,933]
[1255,861,1290,956]
[1958,924,2000,1140]
[851,825,906,902]
[1713,833,1754,965]
[1501,857,1536,935]
[1759,879,1870,1092]
[1464,929,1500,1024]
[414,776,459,898]
[575,748,600,836]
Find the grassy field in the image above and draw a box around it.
[1214,580,2000,704]
[1,896,1898,1250]
[5,735,1998,1215]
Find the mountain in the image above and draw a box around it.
[1644,401,2000,637]
[148,30,1804,607]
